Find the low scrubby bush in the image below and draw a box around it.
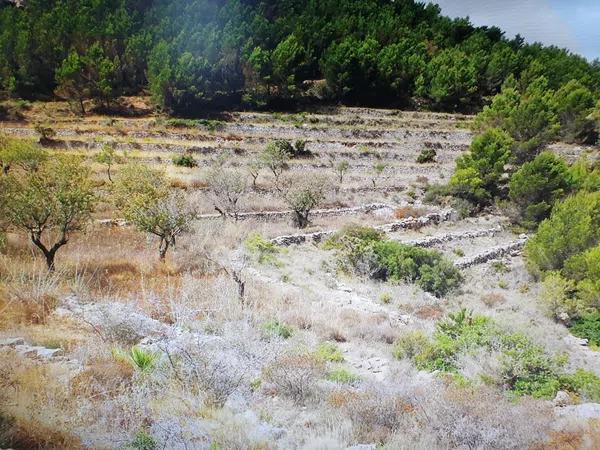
[570,313,600,346]
[263,354,325,403]
[172,153,197,168]
[394,309,600,401]
[244,233,281,265]
[262,320,293,339]
[315,342,344,362]
[416,148,436,163]
[326,368,360,384]
[325,225,462,297]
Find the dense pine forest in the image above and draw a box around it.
[1,0,599,114]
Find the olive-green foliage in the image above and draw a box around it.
[508,151,573,228]
[326,368,360,384]
[396,310,600,400]
[419,48,478,109]
[375,241,463,297]
[569,156,600,193]
[95,143,124,182]
[0,135,47,174]
[326,225,462,297]
[259,141,291,184]
[392,330,429,360]
[262,320,293,339]
[280,175,328,228]
[451,128,513,203]
[172,153,197,168]
[416,148,436,164]
[570,313,600,347]
[1,154,96,270]
[315,342,344,363]
[113,164,196,260]
[448,167,489,205]
[554,79,597,144]
[165,118,225,131]
[129,431,157,450]
[244,233,281,265]
[525,191,600,274]
[538,272,581,321]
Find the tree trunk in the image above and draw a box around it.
[31,233,66,272]
[107,165,113,183]
[293,210,309,229]
[231,270,245,302]
[159,238,169,261]
[79,97,86,115]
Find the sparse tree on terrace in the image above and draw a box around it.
[207,166,247,220]
[0,135,47,175]
[371,162,386,188]
[247,157,262,189]
[1,155,96,270]
[113,164,196,260]
[95,143,125,183]
[260,141,291,189]
[280,175,329,228]
[335,160,350,184]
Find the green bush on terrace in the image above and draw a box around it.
[393,309,600,400]
[324,225,462,297]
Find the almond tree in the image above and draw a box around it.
[280,175,329,228]
[1,155,96,270]
[113,164,196,260]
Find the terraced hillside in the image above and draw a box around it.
[1,102,599,449]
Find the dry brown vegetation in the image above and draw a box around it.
[0,101,599,449]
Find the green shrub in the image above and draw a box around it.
[114,346,160,374]
[554,79,597,144]
[165,118,225,131]
[448,167,489,205]
[326,226,462,297]
[400,309,595,400]
[570,313,600,346]
[323,224,383,250]
[569,157,600,193]
[165,118,200,128]
[416,148,436,163]
[172,153,197,168]
[560,369,600,402]
[315,342,344,362]
[244,233,281,265]
[262,320,294,339]
[538,272,580,321]
[374,241,463,297]
[129,430,157,450]
[499,332,567,399]
[326,368,360,384]
[392,330,429,360]
[379,292,392,304]
[509,151,573,228]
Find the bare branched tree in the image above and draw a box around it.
[207,166,247,220]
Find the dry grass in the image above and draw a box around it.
[393,205,427,219]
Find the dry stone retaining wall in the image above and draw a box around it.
[454,235,528,268]
[271,210,452,246]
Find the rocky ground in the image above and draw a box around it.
[1,102,599,449]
